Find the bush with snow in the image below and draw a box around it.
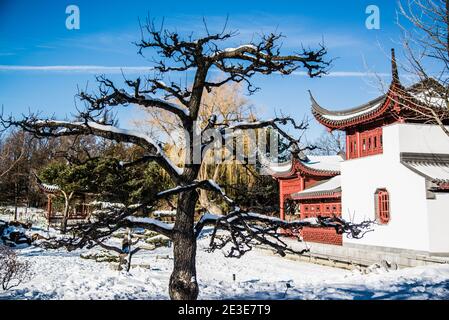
[0,245,33,291]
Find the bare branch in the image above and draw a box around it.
[195,209,374,258]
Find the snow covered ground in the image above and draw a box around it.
[1,235,449,300]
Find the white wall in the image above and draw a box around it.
[427,193,449,254]
[341,124,432,252]
[396,123,449,154]
[396,123,449,254]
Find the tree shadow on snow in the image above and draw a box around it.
[227,279,449,300]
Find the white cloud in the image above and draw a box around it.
[0,65,153,74]
[292,71,390,77]
[0,65,393,78]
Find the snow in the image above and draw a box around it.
[403,160,449,183]
[197,213,220,225]
[321,102,382,121]
[303,155,344,172]
[89,201,125,209]
[142,94,190,117]
[410,90,447,109]
[224,45,258,53]
[2,206,449,300]
[294,176,341,196]
[210,44,258,58]
[153,210,176,217]
[265,155,343,175]
[206,179,234,203]
[35,120,184,176]
[266,161,293,173]
[125,216,174,231]
[2,236,449,299]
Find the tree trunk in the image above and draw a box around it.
[169,189,199,300]
[61,191,73,234]
[14,180,18,221]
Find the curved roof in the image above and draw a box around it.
[33,173,61,194]
[302,155,344,172]
[401,153,449,187]
[291,175,341,200]
[266,154,343,178]
[310,49,448,130]
[310,91,389,129]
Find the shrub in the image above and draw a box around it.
[0,245,33,291]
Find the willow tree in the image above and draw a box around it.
[135,81,258,214]
[1,22,370,300]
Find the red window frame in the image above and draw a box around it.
[376,189,390,224]
[347,127,383,159]
[300,202,342,219]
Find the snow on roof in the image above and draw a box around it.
[402,160,449,184]
[41,183,60,192]
[292,175,341,199]
[266,161,293,174]
[401,153,449,186]
[310,90,387,125]
[34,173,61,194]
[318,101,383,121]
[264,154,343,177]
[409,90,447,109]
[311,78,448,128]
[411,163,449,182]
[302,155,344,172]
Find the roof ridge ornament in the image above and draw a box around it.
[391,48,399,84]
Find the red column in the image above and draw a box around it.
[356,130,361,158]
[346,134,350,159]
[47,195,52,223]
[279,194,285,220]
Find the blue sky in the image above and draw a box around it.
[0,0,409,138]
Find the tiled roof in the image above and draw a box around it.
[401,153,449,187]
[291,175,341,199]
[310,50,448,130]
[33,173,61,194]
[265,154,343,178]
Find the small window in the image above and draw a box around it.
[375,189,390,224]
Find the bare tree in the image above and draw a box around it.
[0,245,33,291]
[0,132,25,180]
[394,0,449,133]
[135,82,258,214]
[0,21,371,300]
[310,130,346,156]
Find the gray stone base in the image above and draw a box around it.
[259,239,449,269]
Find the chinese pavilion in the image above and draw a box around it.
[34,174,91,225]
[269,49,449,255]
